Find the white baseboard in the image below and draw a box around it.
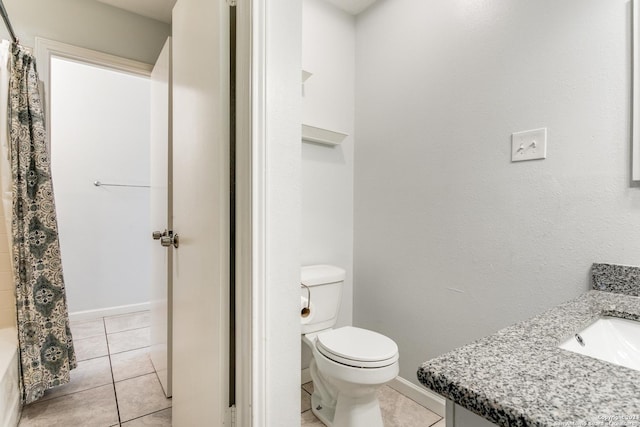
[301,368,445,418]
[69,302,150,322]
[388,376,445,417]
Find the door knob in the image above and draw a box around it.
[160,231,179,249]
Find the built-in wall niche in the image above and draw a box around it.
[302,69,348,146]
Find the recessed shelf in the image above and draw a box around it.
[302,124,348,146]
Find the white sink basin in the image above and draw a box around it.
[559,316,640,371]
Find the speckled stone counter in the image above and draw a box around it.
[592,263,640,297]
[417,290,640,426]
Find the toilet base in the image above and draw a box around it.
[311,393,335,426]
[311,390,384,427]
[303,329,397,427]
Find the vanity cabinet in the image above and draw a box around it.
[446,400,496,427]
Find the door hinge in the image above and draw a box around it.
[227,0,237,6]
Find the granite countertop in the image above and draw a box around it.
[417,289,640,426]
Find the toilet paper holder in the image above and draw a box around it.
[301,283,311,318]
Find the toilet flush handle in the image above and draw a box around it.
[301,283,311,318]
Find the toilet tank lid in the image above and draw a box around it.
[301,265,346,286]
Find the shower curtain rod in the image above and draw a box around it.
[0,0,17,44]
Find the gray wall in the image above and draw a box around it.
[1,0,170,64]
[354,0,639,385]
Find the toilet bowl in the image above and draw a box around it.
[301,265,400,427]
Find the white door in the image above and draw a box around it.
[149,38,172,398]
[171,0,231,425]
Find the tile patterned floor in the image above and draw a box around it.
[16,309,442,427]
[301,381,444,427]
[18,311,171,427]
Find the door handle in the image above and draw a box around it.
[160,231,179,249]
[152,229,178,248]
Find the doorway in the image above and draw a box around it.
[16,39,173,426]
[50,56,152,318]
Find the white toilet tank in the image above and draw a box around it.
[301,265,345,334]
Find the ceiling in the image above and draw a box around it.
[96,0,377,23]
[96,0,176,24]
[323,0,377,15]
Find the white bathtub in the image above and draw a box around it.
[0,328,20,427]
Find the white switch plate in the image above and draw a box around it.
[511,128,547,162]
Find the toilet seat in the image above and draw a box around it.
[316,326,399,368]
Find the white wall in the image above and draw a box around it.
[1,0,170,64]
[354,0,639,385]
[51,57,151,313]
[301,0,355,368]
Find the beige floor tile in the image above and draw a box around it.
[111,347,155,382]
[378,385,442,427]
[302,381,314,395]
[105,311,151,334]
[301,410,324,426]
[74,334,109,361]
[115,373,171,422]
[301,388,311,413]
[41,356,112,401]
[299,383,442,427]
[121,408,172,426]
[70,319,105,340]
[108,327,150,355]
[19,384,119,427]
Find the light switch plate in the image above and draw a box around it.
[511,128,547,162]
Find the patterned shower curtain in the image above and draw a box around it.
[9,43,76,404]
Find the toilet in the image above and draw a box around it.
[301,265,399,427]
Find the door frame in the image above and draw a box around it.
[35,33,263,424]
[235,0,259,425]
[37,5,303,421]
[236,0,303,425]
